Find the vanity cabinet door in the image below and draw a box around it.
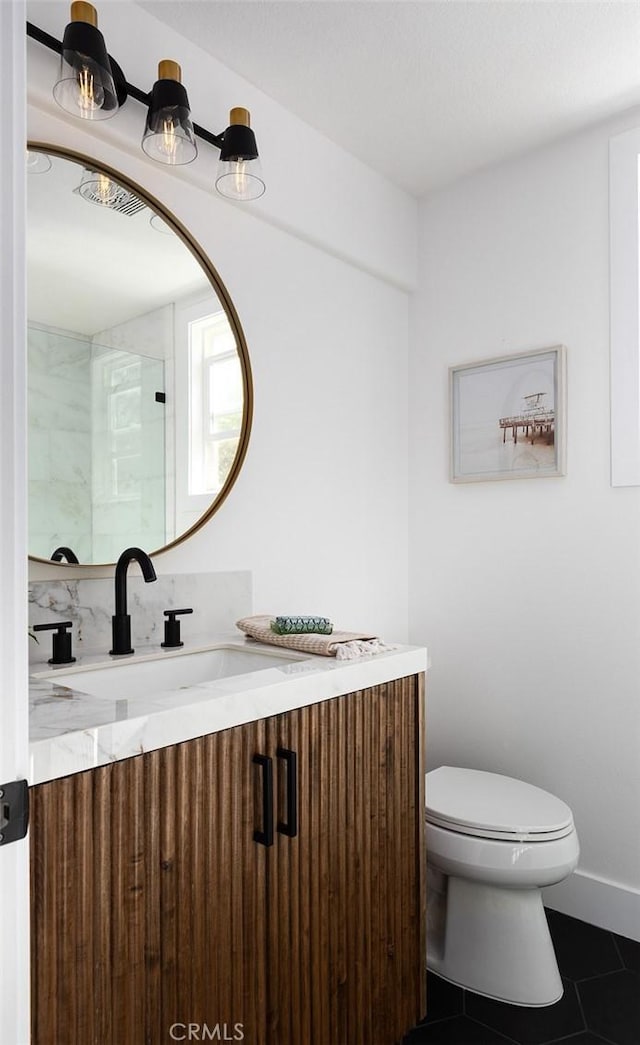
[266,674,426,1045]
[30,718,270,1045]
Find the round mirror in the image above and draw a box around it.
[27,143,252,566]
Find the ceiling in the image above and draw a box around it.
[139,0,640,198]
[27,151,210,334]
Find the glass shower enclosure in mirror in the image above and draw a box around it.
[27,145,252,566]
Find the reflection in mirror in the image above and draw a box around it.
[27,145,251,565]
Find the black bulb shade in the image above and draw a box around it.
[220,123,259,163]
[141,78,197,165]
[54,19,119,117]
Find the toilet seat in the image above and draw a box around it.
[426,766,575,843]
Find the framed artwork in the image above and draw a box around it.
[450,345,566,483]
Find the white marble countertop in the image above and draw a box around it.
[29,632,427,785]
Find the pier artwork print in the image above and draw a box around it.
[449,346,566,482]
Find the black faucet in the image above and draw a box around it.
[50,546,79,564]
[110,547,157,656]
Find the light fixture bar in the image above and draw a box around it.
[26,20,226,150]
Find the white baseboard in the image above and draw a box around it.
[543,869,640,942]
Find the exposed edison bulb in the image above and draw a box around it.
[160,117,179,160]
[215,108,266,201]
[76,168,120,206]
[216,156,265,201]
[95,172,117,204]
[231,160,249,197]
[141,62,198,166]
[76,63,104,113]
[142,107,197,164]
[52,3,119,121]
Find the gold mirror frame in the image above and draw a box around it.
[27,142,253,567]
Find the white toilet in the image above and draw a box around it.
[426,766,579,1007]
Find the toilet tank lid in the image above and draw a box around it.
[425,766,574,837]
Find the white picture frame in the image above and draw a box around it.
[450,345,567,483]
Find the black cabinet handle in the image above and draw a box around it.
[252,754,274,847]
[276,747,298,838]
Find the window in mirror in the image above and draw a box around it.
[189,311,243,496]
[174,295,245,531]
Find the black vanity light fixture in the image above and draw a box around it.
[142,61,197,166]
[216,107,265,202]
[52,1,119,121]
[27,1,266,200]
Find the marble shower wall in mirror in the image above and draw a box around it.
[28,325,166,563]
[27,145,252,565]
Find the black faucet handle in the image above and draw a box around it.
[33,621,76,666]
[161,608,193,649]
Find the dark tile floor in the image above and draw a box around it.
[401,908,640,1045]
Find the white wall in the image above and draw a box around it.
[0,2,31,1041]
[410,111,640,937]
[26,2,414,642]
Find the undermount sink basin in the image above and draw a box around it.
[35,644,306,701]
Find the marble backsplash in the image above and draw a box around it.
[28,571,252,665]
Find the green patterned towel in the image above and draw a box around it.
[271,616,333,635]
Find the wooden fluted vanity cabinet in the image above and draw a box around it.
[30,675,426,1045]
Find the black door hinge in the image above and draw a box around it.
[0,780,29,846]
